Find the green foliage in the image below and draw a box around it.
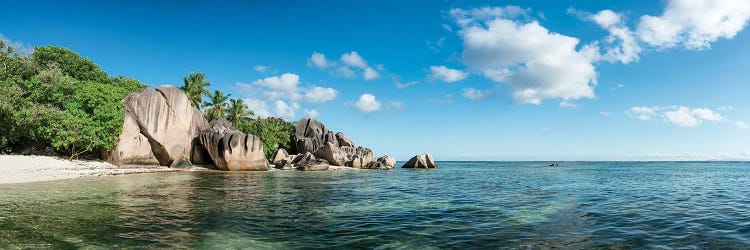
[32,46,109,83]
[226,98,253,124]
[204,90,230,121]
[180,72,210,109]
[234,117,295,159]
[0,45,146,158]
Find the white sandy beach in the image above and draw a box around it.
[0,155,176,185]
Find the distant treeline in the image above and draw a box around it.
[0,41,293,160]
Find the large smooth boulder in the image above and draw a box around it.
[199,119,269,171]
[402,153,438,169]
[377,155,396,168]
[315,142,350,166]
[295,118,335,154]
[106,86,210,167]
[272,148,291,165]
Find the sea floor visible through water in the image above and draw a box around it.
[1,161,749,249]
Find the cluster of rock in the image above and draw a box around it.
[270,118,396,170]
[105,86,267,171]
[106,86,436,172]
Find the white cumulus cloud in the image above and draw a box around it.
[636,0,750,50]
[628,106,724,127]
[308,52,332,69]
[237,73,338,121]
[341,51,380,80]
[304,86,338,103]
[253,65,269,73]
[736,121,749,129]
[462,88,494,100]
[627,106,657,120]
[274,100,299,121]
[352,93,381,113]
[451,6,599,104]
[664,106,702,127]
[304,109,319,118]
[590,10,642,64]
[430,65,469,83]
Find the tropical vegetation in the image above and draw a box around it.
[0,43,146,159]
[0,42,296,160]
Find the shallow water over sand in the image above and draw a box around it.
[1,162,750,248]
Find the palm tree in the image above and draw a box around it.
[204,90,230,121]
[180,72,210,109]
[226,98,254,124]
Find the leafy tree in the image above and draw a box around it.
[180,72,210,109]
[32,46,109,83]
[204,90,230,121]
[226,98,254,125]
[0,45,146,159]
[234,117,295,159]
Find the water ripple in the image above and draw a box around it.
[1,162,750,248]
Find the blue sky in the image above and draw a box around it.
[3,0,750,161]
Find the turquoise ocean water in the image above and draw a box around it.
[1,162,749,249]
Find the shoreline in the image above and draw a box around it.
[0,155,179,185]
[0,155,366,185]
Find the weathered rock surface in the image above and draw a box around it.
[377,155,397,168]
[363,155,396,170]
[292,152,330,171]
[316,142,350,166]
[294,118,376,168]
[272,148,292,166]
[294,118,335,154]
[364,161,390,170]
[199,119,269,171]
[335,132,355,147]
[106,86,210,167]
[342,146,373,168]
[402,153,438,169]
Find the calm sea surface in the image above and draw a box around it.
[1,162,750,249]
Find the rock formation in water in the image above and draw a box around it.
[377,155,396,168]
[402,153,438,169]
[199,119,269,171]
[299,118,375,168]
[291,152,330,171]
[271,118,385,170]
[105,86,210,167]
[363,155,397,169]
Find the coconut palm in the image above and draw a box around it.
[180,72,210,109]
[226,98,254,124]
[204,90,230,121]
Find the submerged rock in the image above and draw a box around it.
[106,86,210,167]
[199,119,269,171]
[402,153,438,169]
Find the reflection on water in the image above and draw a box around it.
[1,162,750,248]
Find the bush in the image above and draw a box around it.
[234,117,295,159]
[0,45,146,158]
